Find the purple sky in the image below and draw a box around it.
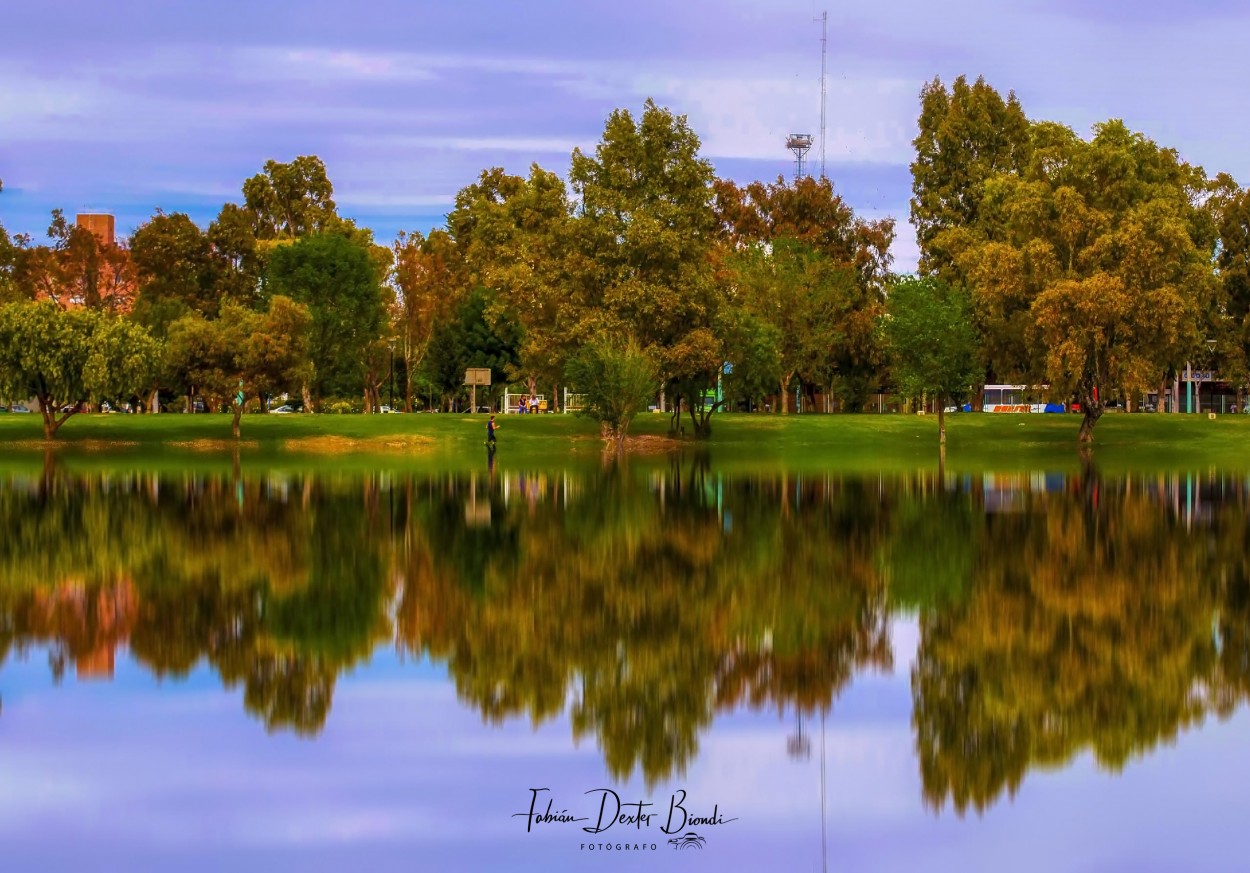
[3,0,1249,270]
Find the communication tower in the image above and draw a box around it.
[786,133,813,182]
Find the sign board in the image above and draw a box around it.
[464,368,492,386]
[1182,370,1215,382]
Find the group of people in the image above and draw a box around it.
[517,395,543,414]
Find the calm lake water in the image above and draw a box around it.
[1,459,1247,872]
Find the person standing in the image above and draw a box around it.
[486,414,498,448]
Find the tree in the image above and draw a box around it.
[566,336,658,450]
[10,210,135,313]
[730,239,867,413]
[882,276,981,445]
[957,118,1217,441]
[166,297,311,435]
[164,311,233,416]
[130,211,220,330]
[910,75,1031,278]
[1213,177,1250,397]
[716,305,781,411]
[264,233,386,408]
[0,301,158,438]
[714,176,894,412]
[208,203,263,306]
[448,165,573,408]
[243,156,339,240]
[392,229,462,411]
[567,100,721,434]
[0,179,16,303]
[233,296,313,416]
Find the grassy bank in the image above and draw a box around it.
[0,409,1247,473]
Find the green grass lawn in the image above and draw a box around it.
[0,408,1246,473]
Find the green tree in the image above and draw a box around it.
[714,175,894,412]
[130,211,220,326]
[208,203,263,305]
[568,100,723,435]
[448,165,573,406]
[882,276,981,445]
[164,311,234,416]
[910,75,1031,278]
[566,336,659,449]
[0,301,158,438]
[958,119,1216,441]
[265,233,386,408]
[0,179,16,303]
[243,156,339,240]
[1213,177,1250,395]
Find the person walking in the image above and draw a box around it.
[486,414,499,449]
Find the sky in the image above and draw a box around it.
[3,0,1250,272]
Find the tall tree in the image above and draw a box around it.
[882,276,981,445]
[130,211,220,327]
[958,119,1217,441]
[243,156,339,240]
[208,203,263,305]
[392,229,462,411]
[568,100,722,435]
[265,233,386,408]
[1213,177,1250,397]
[910,75,1031,278]
[448,165,572,407]
[715,176,894,411]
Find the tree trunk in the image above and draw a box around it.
[39,398,72,440]
[938,401,946,446]
[149,389,160,414]
[779,373,793,415]
[1077,398,1104,443]
[302,382,313,413]
[232,404,242,439]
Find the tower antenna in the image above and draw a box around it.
[818,10,827,179]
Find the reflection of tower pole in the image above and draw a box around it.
[820,707,827,873]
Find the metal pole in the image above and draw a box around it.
[820,11,827,180]
[1186,362,1192,413]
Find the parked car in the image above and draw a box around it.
[10,404,31,413]
[0,405,8,413]
[271,405,296,414]
[379,405,398,414]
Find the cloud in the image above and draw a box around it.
[632,74,916,164]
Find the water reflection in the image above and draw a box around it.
[0,461,1248,813]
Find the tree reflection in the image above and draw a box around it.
[394,460,892,784]
[0,464,1248,799]
[0,471,393,734]
[912,468,1250,815]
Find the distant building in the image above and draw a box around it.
[76,212,115,246]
